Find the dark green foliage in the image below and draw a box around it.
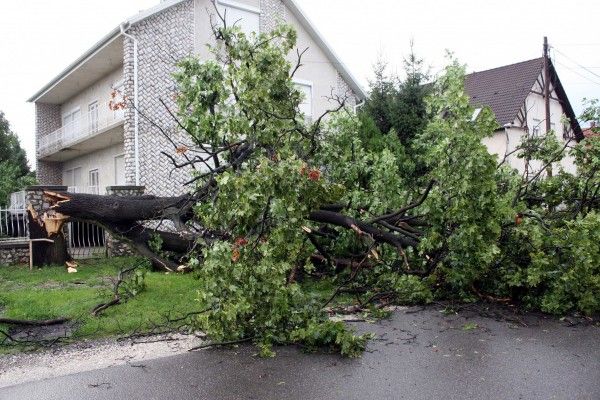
[0,112,35,206]
[0,111,29,176]
[363,46,430,148]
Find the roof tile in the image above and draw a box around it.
[464,58,543,126]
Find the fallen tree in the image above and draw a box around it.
[34,8,599,356]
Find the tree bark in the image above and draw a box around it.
[44,191,194,224]
[43,191,198,271]
[27,208,71,267]
[308,210,418,249]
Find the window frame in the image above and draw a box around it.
[89,168,100,194]
[62,107,81,139]
[88,101,99,133]
[531,118,542,137]
[215,0,261,36]
[114,154,126,186]
[293,78,314,119]
[64,166,83,190]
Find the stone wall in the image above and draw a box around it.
[26,185,67,213]
[0,185,69,266]
[0,243,29,266]
[123,0,195,196]
[35,103,63,185]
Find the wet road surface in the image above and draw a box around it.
[1,305,598,400]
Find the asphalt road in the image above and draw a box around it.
[1,305,598,400]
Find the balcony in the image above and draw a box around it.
[38,109,124,162]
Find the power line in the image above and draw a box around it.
[553,42,600,46]
[552,46,600,80]
[553,59,600,86]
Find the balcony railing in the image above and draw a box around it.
[67,186,104,195]
[38,109,124,157]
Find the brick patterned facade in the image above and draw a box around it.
[35,103,62,184]
[260,0,286,31]
[123,0,195,196]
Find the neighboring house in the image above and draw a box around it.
[29,0,366,197]
[464,57,583,174]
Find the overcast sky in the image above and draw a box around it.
[1,0,599,168]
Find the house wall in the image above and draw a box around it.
[61,68,123,124]
[523,75,577,174]
[193,0,262,62]
[194,0,355,113]
[61,143,125,191]
[483,70,577,175]
[123,0,195,195]
[282,3,356,111]
[35,103,62,184]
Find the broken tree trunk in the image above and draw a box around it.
[27,206,71,267]
[44,191,194,224]
[43,191,199,271]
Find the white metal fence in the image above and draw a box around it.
[1,191,28,243]
[1,189,108,258]
[0,208,28,243]
[66,186,107,259]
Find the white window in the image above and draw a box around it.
[294,79,313,118]
[216,0,260,36]
[114,155,126,185]
[531,118,541,136]
[64,167,82,191]
[88,101,99,133]
[62,108,81,140]
[89,169,99,194]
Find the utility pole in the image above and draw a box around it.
[543,36,551,134]
[543,36,553,177]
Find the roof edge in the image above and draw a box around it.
[27,0,188,104]
[27,26,122,103]
[127,0,187,25]
[466,57,543,77]
[29,0,367,104]
[549,59,583,141]
[282,0,367,100]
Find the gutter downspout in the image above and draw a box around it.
[120,23,140,186]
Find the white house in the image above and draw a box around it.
[28,0,366,197]
[464,57,583,174]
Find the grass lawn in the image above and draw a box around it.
[0,257,202,353]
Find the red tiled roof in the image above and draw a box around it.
[583,126,599,138]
